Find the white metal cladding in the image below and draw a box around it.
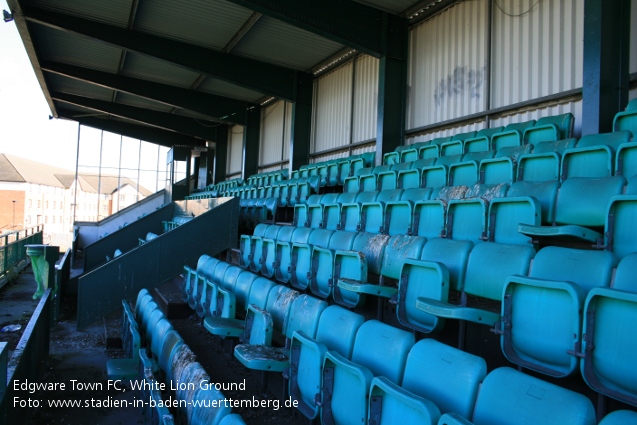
[407,122,487,144]
[283,103,292,162]
[631,88,637,102]
[489,100,583,138]
[407,0,488,130]
[260,101,286,167]
[351,144,377,156]
[630,0,637,73]
[227,125,244,175]
[352,55,379,143]
[491,0,583,108]
[312,62,354,154]
[311,151,350,164]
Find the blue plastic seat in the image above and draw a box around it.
[235,294,327,372]
[603,195,637,258]
[523,113,574,145]
[580,253,637,406]
[260,225,294,278]
[518,176,626,244]
[598,410,637,425]
[397,158,437,189]
[399,339,486,418]
[334,234,427,308]
[239,223,269,269]
[463,127,505,153]
[360,189,404,234]
[321,321,415,425]
[445,199,487,244]
[412,200,446,238]
[470,368,595,425]
[500,246,617,377]
[395,238,473,333]
[613,98,637,137]
[368,377,440,425]
[416,241,535,328]
[288,305,364,419]
[218,414,247,425]
[290,229,334,290]
[309,230,357,299]
[441,140,464,157]
[490,120,537,150]
[274,227,312,283]
[486,197,540,245]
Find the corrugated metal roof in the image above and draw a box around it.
[133,0,254,50]
[197,77,264,103]
[115,92,174,113]
[46,73,115,102]
[32,25,122,73]
[173,108,224,124]
[231,16,345,71]
[120,52,200,89]
[25,0,133,28]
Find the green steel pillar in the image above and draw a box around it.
[582,0,630,135]
[376,14,409,166]
[290,72,314,172]
[242,107,261,180]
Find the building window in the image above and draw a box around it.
[28,199,32,208]
[59,216,62,223]
[45,216,48,224]
[102,205,108,212]
[46,201,49,209]
[52,216,55,224]
[120,195,125,201]
[37,200,41,208]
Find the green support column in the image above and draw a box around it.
[376,15,408,166]
[242,107,261,180]
[582,0,630,135]
[290,72,313,172]
[215,126,228,184]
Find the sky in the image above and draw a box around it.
[0,0,169,191]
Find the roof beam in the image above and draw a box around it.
[52,92,219,141]
[57,108,204,147]
[223,0,406,58]
[223,12,262,53]
[42,61,253,125]
[20,5,303,101]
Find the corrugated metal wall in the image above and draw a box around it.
[408,122,487,144]
[352,55,379,143]
[259,100,291,168]
[312,62,353,153]
[226,125,244,176]
[407,0,488,129]
[491,0,583,107]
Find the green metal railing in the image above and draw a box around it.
[0,226,43,276]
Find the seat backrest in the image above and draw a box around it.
[401,188,432,202]
[221,265,243,292]
[516,153,561,182]
[606,196,637,259]
[445,199,487,244]
[284,295,328,340]
[315,305,365,359]
[599,411,637,425]
[419,237,473,291]
[488,197,540,245]
[198,256,220,280]
[402,339,487,418]
[233,271,259,310]
[479,158,514,185]
[471,368,595,425]
[380,235,427,279]
[351,320,415,385]
[307,228,334,249]
[422,166,448,188]
[351,232,390,275]
[463,242,535,299]
[530,246,617,293]
[555,176,626,226]
[452,131,477,142]
[612,252,637,292]
[158,329,184,376]
[263,285,299,335]
[246,277,276,310]
[448,162,479,187]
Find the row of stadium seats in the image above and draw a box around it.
[180,254,637,424]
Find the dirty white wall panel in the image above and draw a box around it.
[351,144,376,156]
[407,0,488,130]
[283,102,292,161]
[313,62,354,153]
[491,0,583,108]
[407,121,487,145]
[631,88,637,102]
[352,55,379,143]
[629,0,637,73]
[260,100,286,166]
[259,164,285,173]
[490,100,583,138]
[227,125,244,175]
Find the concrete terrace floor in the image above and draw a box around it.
[0,260,307,425]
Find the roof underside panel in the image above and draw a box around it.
[356,0,419,14]
[114,92,174,113]
[56,102,107,117]
[173,108,224,123]
[46,73,115,102]
[120,52,201,88]
[230,16,345,71]
[133,0,254,50]
[32,24,122,73]
[196,78,265,103]
[25,0,134,28]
